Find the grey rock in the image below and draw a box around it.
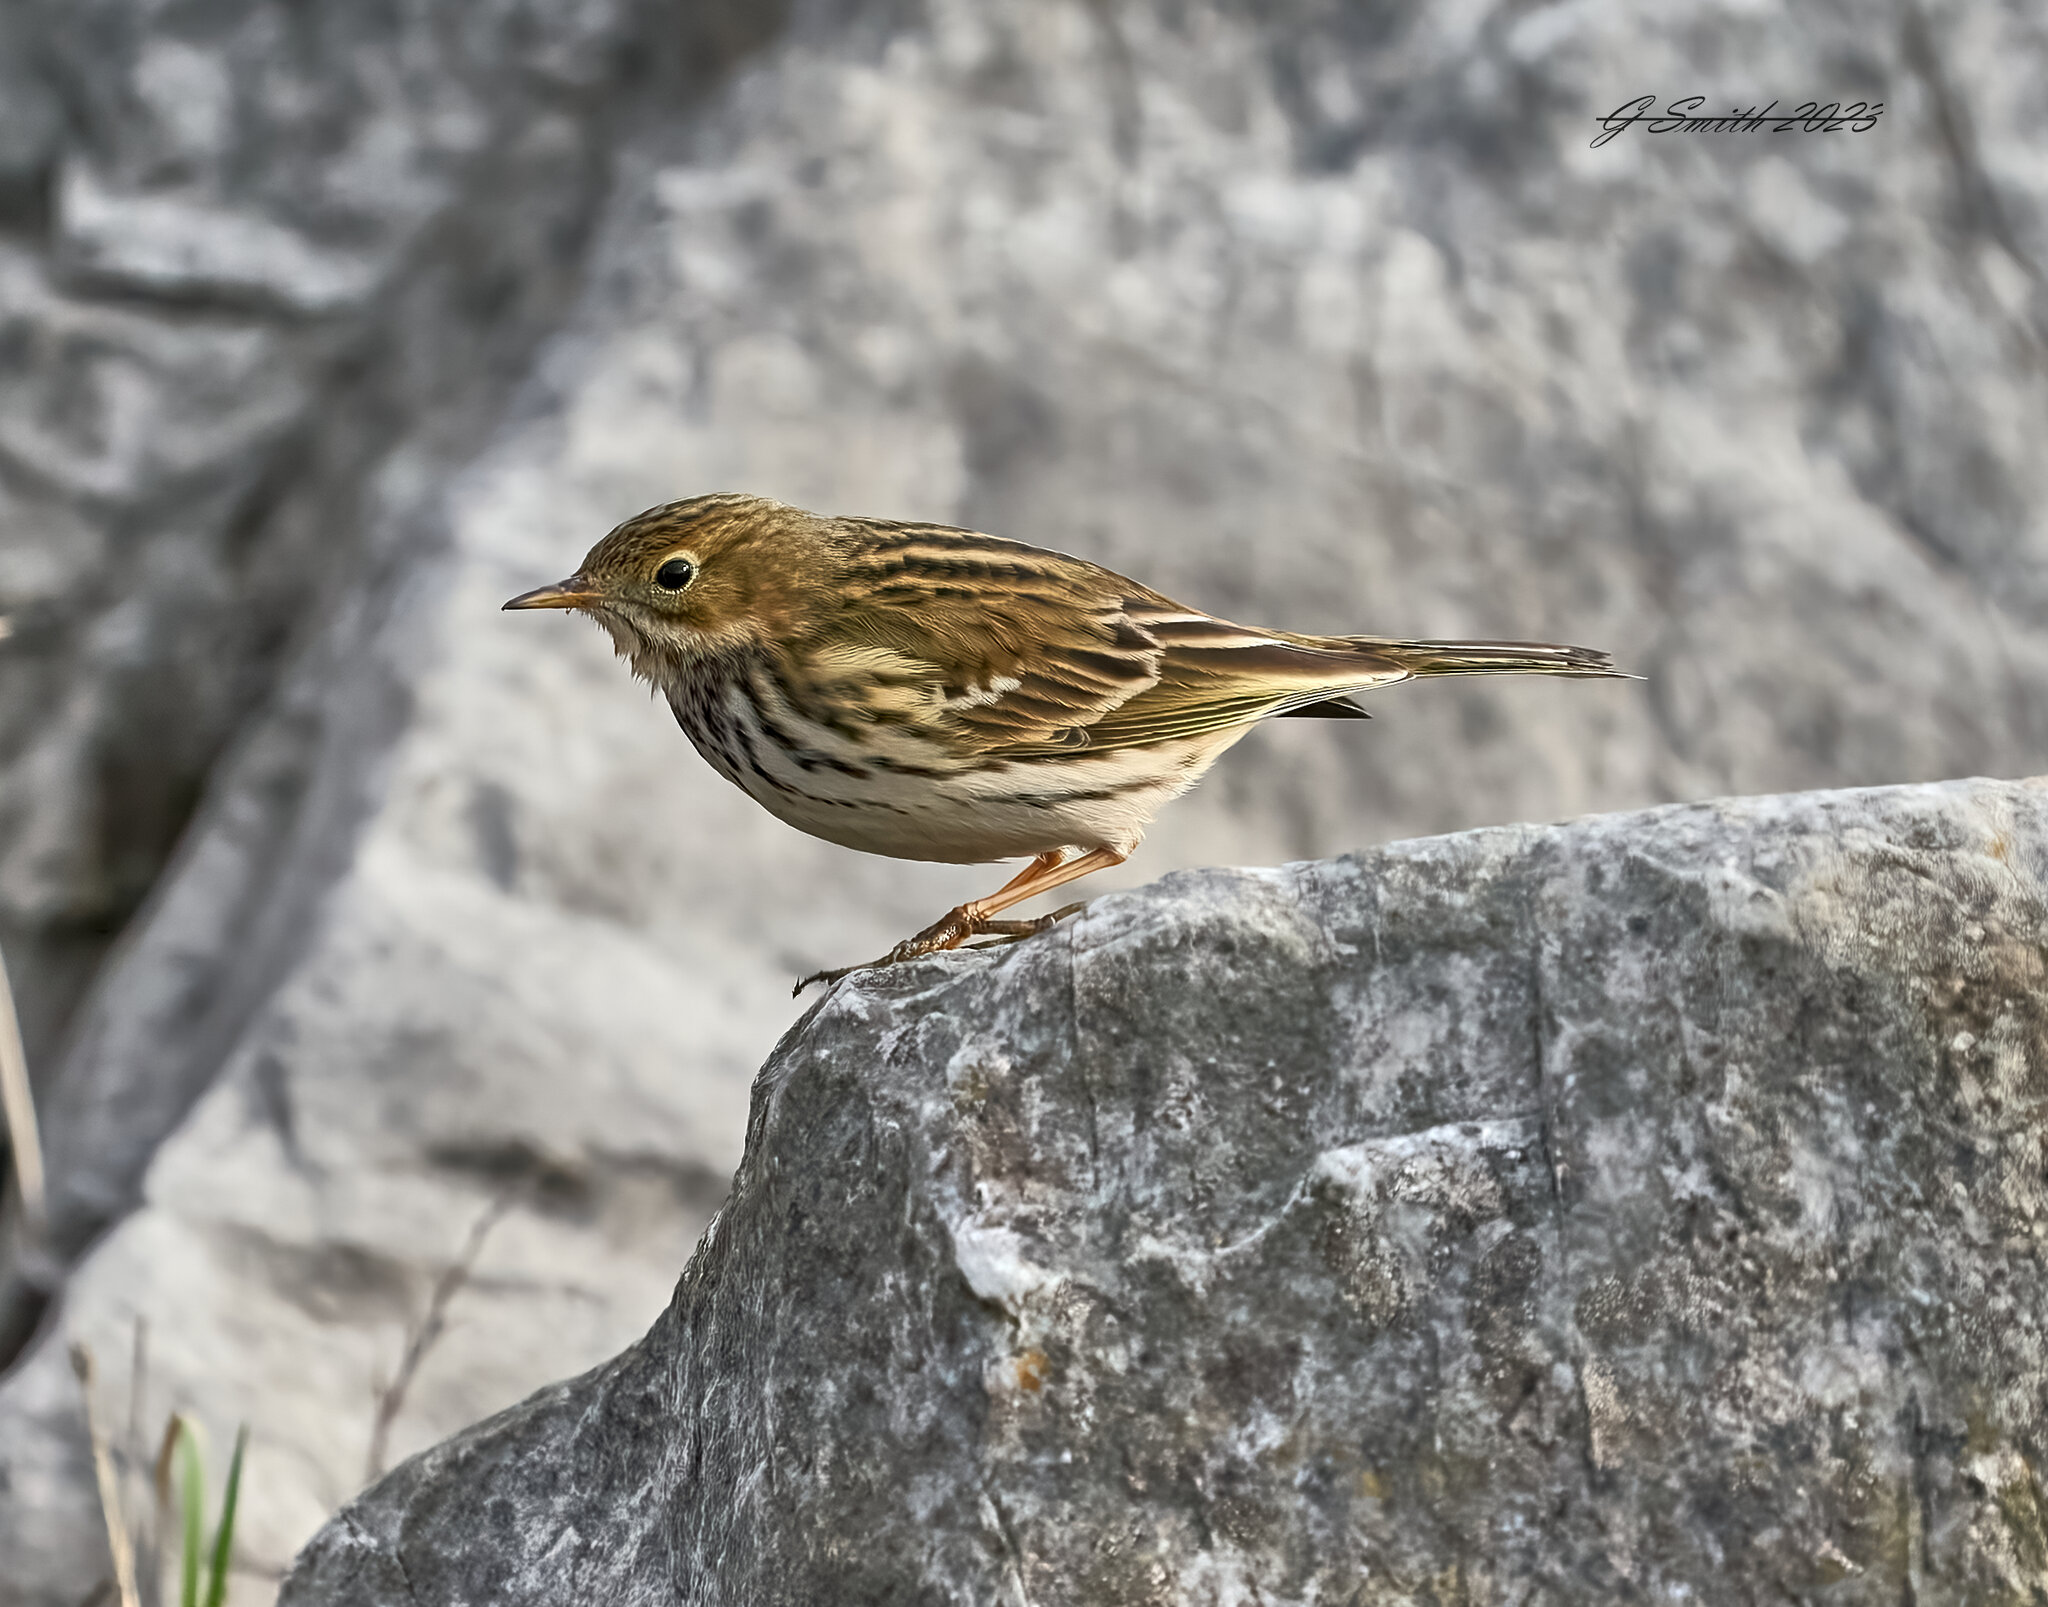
[281,775,2048,1605]
[11,0,2048,1601]
[0,0,656,1072]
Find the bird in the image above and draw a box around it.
[504,493,1626,993]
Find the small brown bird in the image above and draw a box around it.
[506,494,1624,991]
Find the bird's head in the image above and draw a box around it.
[504,493,826,683]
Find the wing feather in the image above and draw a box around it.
[789,520,1411,760]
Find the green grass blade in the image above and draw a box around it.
[175,1421,206,1607]
[201,1424,247,1607]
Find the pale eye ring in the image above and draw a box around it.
[654,556,696,591]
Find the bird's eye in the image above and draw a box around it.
[654,556,697,591]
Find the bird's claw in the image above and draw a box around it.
[961,903,1087,950]
[793,902,1088,996]
[793,961,865,995]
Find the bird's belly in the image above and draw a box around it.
[670,679,1245,865]
[740,752,1192,864]
[757,776,1072,862]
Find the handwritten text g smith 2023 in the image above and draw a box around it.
[1593,97,1883,148]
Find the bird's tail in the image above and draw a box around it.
[1352,636,1630,680]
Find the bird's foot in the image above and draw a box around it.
[793,903,1088,996]
[959,903,1087,951]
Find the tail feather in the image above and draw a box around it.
[1352,636,1630,680]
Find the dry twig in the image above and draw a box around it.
[124,1319,166,1604]
[0,940,45,1237]
[71,1343,142,1607]
[364,1182,523,1482]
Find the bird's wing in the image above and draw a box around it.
[805,521,1409,758]
[803,522,1162,754]
[1051,603,1410,754]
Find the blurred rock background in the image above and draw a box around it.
[0,0,2044,1599]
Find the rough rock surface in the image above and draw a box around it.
[8,0,2048,1601]
[0,0,665,1069]
[282,776,2048,1605]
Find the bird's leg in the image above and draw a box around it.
[890,846,1125,959]
[794,848,1126,994]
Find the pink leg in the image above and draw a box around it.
[795,846,1129,994]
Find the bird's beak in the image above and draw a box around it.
[503,577,599,611]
